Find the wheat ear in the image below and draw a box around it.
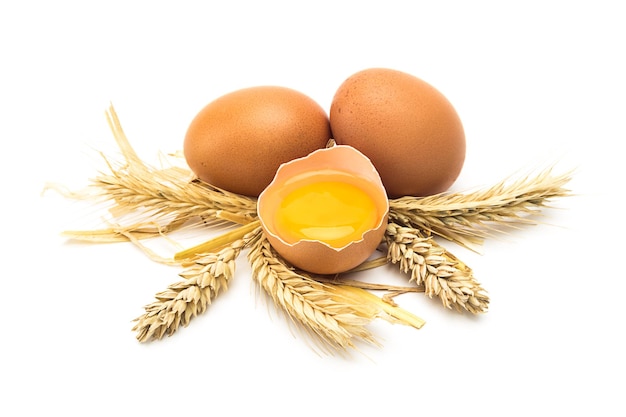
[385,222,489,314]
[132,228,259,342]
[54,104,257,244]
[247,231,425,353]
[389,168,572,250]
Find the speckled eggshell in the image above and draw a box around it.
[184,86,332,196]
[258,145,389,275]
[329,68,466,198]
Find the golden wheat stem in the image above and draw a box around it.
[313,276,424,294]
[344,255,390,273]
[174,220,261,262]
[331,285,425,329]
[105,103,142,165]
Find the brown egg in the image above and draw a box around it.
[184,86,331,196]
[258,144,389,275]
[329,68,466,197]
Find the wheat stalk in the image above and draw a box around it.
[246,231,425,354]
[385,222,489,314]
[132,228,259,342]
[389,168,572,250]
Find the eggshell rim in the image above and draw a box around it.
[257,144,390,252]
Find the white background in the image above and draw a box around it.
[2,1,624,416]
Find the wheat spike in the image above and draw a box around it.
[132,231,255,342]
[389,168,572,250]
[55,104,257,244]
[247,232,399,353]
[385,222,489,314]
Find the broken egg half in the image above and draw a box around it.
[258,144,389,275]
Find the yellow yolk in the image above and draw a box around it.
[274,180,379,248]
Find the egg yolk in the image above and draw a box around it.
[274,180,379,248]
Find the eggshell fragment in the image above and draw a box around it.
[184,86,331,196]
[258,145,389,275]
[330,68,466,198]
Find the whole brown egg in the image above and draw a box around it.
[329,68,466,197]
[184,86,332,196]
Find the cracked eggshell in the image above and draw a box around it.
[257,145,389,275]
